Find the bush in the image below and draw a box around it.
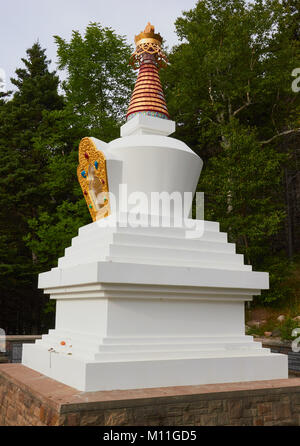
[280,318,300,341]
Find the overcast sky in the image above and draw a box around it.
[0,0,197,92]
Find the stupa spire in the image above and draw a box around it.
[126,23,169,121]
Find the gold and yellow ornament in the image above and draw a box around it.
[77,137,110,221]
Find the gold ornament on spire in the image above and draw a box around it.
[130,22,168,70]
[127,23,169,120]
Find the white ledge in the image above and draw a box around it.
[120,114,176,137]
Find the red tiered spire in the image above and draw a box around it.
[126,23,169,121]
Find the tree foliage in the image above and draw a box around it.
[0,26,135,333]
[161,0,300,303]
[54,23,135,141]
[0,43,64,332]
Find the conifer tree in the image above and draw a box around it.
[0,43,63,333]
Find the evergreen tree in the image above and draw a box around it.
[0,43,63,333]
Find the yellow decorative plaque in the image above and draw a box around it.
[77,137,110,221]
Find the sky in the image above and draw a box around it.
[0,0,198,92]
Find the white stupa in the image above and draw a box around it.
[22,23,288,391]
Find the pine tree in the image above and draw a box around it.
[0,43,63,333]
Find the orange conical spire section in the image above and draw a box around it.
[126,23,169,121]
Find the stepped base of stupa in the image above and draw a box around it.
[22,345,287,392]
[22,218,288,392]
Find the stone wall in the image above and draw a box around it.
[0,336,41,364]
[0,364,300,426]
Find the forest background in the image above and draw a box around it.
[0,0,299,334]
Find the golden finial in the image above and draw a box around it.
[134,22,163,47]
[144,22,154,34]
[130,23,167,70]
